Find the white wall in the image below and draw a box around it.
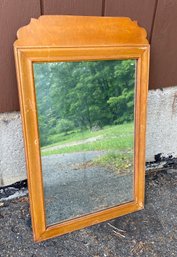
[0,112,26,186]
[146,86,177,162]
[1,86,177,186]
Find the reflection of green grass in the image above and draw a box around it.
[42,129,91,149]
[92,152,133,174]
[41,123,134,156]
[42,123,133,150]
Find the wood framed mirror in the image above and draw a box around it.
[14,16,149,242]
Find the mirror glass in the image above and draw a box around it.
[33,59,136,226]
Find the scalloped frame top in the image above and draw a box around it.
[14,15,148,48]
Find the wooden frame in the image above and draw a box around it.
[14,15,149,242]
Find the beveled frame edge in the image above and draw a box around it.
[14,45,149,242]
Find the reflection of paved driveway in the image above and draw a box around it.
[42,151,106,185]
[41,151,134,226]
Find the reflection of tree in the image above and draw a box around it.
[34,60,135,146]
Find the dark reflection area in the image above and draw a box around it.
[33,59,136,225]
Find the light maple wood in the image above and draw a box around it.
[14,15,148,47]
[14,15,149,242]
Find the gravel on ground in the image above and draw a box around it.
[0,168,177,256]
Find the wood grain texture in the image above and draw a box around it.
[14,16,148,47]
[0,0,41,113]
[15,47,149,242]
[104,0,157,40]
[42,0,102,16]
[150,0,177,89]
[14,16,149,241]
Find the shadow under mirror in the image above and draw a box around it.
[33,59,136,226]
